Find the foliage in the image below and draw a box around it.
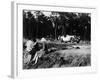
[23,10,91,40]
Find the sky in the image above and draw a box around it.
[24,10,52,17]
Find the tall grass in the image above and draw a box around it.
[23,52,91,69]
[23,41,91,69]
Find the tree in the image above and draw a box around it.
[23,10,91,41]
[50,12,60,39]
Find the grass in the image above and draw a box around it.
[23,40,91,69]
[23,52,91,69]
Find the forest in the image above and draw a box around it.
[23,10,91,41]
